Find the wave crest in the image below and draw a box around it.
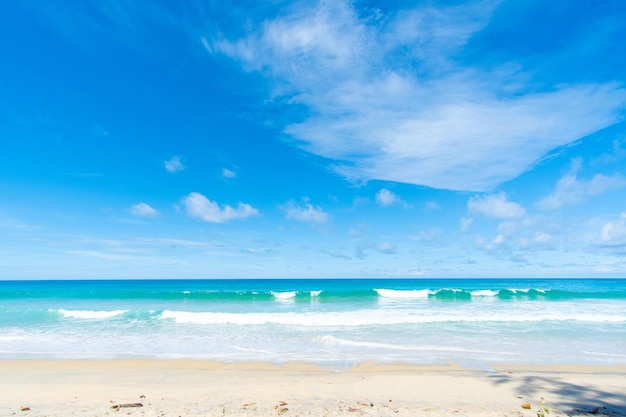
[57,309,128,319]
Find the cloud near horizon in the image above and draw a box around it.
[204,0,626,192]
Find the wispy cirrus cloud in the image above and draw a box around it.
[0,213,38,230]
[182,192,258,223]
[67,250,141,261]
[29,1,626,192]
[204,0,626,191]
[23,0,183,56]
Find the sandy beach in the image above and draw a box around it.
[2,360,625,417]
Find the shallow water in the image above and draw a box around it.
[1,278,625,365]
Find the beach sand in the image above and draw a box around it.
[2,360,625,417]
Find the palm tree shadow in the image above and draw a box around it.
[488,373,626,416]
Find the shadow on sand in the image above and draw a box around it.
[487,372,626,416]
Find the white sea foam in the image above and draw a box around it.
[158,309,626,326]
[58,309,127,319]
[428,288,468,297]
[319,335,431,351]
[271,291,297,300]
[159,309,428,326]
[582,351,626,358]
[318,336,522,356]
[374,289,431,298]
[310,290,323,297]
[235,346,273,354]
[471,290,499,297]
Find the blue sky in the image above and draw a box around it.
[1,0,626,279]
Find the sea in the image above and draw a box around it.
[1,278,625,367]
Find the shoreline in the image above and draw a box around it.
[3,360,626,416]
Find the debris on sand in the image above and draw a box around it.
[274,400,289,414]
[111,402,143,411]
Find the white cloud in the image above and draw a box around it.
[597,212,626,246]
[497,221,519,237]
[476,233,506,252]
[205,1,626,191]
[164,156,185,173]
[182,192,258,223]
[67,250,138,261]
[376,242,395,254]
[285,202,328,223]
[424,201,440,210]
[130,202,159,218]
[416,228,444,242]
[519,232,553,249]
[0,213,37,230]
[460,217,473,232]
[375,188,397,207]
[536,171,626,210]
[135,237,222,248]
[467,193,526,219]
[222,168,236,179]
[493,234,505,245]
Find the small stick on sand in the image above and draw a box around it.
[111,402,143,410]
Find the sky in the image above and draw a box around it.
[1,0,626,279]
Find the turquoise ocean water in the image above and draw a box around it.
[1,279,625,366]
